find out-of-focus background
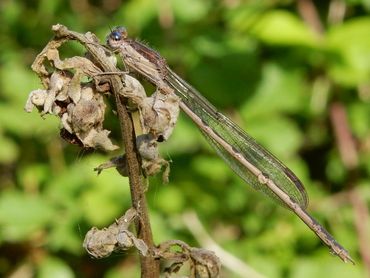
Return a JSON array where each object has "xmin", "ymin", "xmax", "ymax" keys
[{"xmin": 0, "ymin": 0, "xmax": 369, "ymax": 277}]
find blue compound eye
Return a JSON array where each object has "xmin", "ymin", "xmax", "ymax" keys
[
  {"xmin": 111, "ymin": 31, "xmax": 121, "ymax": 41},
  {"xmin": 110, "ymin": 26, "xmax": 127, "ymax": 41}
]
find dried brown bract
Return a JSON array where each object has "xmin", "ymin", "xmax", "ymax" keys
[
  {"xmin": 83, "ymin": 208, "xmax": 148, "ymax": 258},
  {"xmin": 155, "ymin": 240, "xmax": 221, "ymax": 278},
  {"xmin": 26, "ymin": 37, "xmax": 117, "ymax": 150}
]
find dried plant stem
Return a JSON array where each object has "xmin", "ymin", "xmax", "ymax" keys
[
  {"xmin": 115, "ymin": 94, "xmax": 159, "ymax": 277},
  {"xmin": 51, "ymin": 24, "xmax": 159, "ymax": 277}
]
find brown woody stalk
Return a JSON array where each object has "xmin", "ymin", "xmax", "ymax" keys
[{"xmin": 51, "ymin": 24, "xmax": 159, "ymax": 277}]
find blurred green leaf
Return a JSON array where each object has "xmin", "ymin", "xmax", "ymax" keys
[
  {"xmin": 192, "ymin": 35, "xmax": 231, "ymax": 58},
  {"xmin": 105, "ymin": 264, "xmax": 140, "ymax": 278},
  {"xmin": 189, "ymin": 50, "xmax": 259, "ymax": 107},
  {"xmin": 0, "ymin": 103, "xmax": 60, "ymax": 136},
  {"xmin": 225, "ymin": 2, "xmax": 268, "ymax": 33},
  {"xmin": 241, "ymin": 114, "xmax": 304, "ymax": 159},
  {"xmin": 155, "ymin": 186, "xmax": 185, "ymax": 213},
  {"xmin": 251, "ymin": 10, "xmax": 318, "ymax": 46},
  {"xmin": 0, "ymin": 0, "xmax": 22, "ymax": 25},
  {"xmin": 348, "ymin": 102, "xmax": 370, "ymax": 137},
  {"xmin": 0, "ymin": 191, "xmax": 54, "ymax": 241},
  {"xmin": 18, "ymin": 164, "xmax": 50, "ymax": 192},
  {"xmin": 0, "ymin": 60, "xmax": 40, "ymax": 105},
  {"xmin": 162, "ymin": 114, "xmax": 205, "ymax": 154},
  {"xmin": 241, "ymin": 62, "xmax": 308, "ymax": 118},
  {"xmin": 225, "ymin": 184, "xmax": 248, "ymax": 212},
  {"xmin": 80, "ymin": 177, "xmax": 130, "ymax": 226},
  {"xmin": 0, "ymin": 134, "xmax": 19, "ymax": 163},
  {"xmin": 291, "ymin": 256, "xmax": 364, "ymax": 278},
  {"xmin": 326, "ymin": 17, "xmax": 370, "ymax": 86},
  {"xmin": 150, "ymin": 211, "xmax": 178, "ymax": 243},
  {"xmin": 326, "ymin": 151, "xmax": 347, "ymax": 184},
  {"xmin": 37, "ymin": 256, "xmax": 74, "ymax": 278},
  {"xmin": 247, "ymin": 255, "xmax": 281, "ymax": 278},
  {"xmin": 0, "ymin": 0, "xmax": 367, "ymax": 276},
  {"xmin": 47, "ymin": 216, "xmax": 83, "ymax": 254},
  {"xmin": 118, "ymin": 0, "xmax": 157, "ymax": 32},
  {"xmin": 39, "ymin": 0, "xmax": 62, "ymax": 16},
  {"xmin": 172, "ymin": 0, "xmax": 211, "ymax": 22},
  {"xmin": 191, "ymin": 155, "xmax": 230, "ymax": 183}
]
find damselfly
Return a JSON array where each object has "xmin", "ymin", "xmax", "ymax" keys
[{"xmin": 106, "ymin": 26, "xmax": 353, "ymax": 263}]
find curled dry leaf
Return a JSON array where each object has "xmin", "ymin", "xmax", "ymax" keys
[
  {"xmin": 83, "ymin": 208, "xmax": 148, "ymax": 258},
  {"xmin": 119, "ymin": 75, "xmax": 180, "ymax": 141},
  {"xmin": 26, "ymin": 39, "xmax": 118, "ymax": 151},
  {"xmin": 139, "ymin": 88, "xmax": 180, "ymax": 141},
  {"xmin": 189, "ymin": 247, "xmax": 221, "ymax": 278},
  {"xmin": 155, "ymin": 240, "xmax": 221, "ymax": 278},
  {"xmin": 27, "ymin": 26, "xmax": 176, "ymax": 179}
]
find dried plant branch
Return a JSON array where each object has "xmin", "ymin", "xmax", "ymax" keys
[
  {"xmin": 27, "ymin": 24, "xmax": 220, "ymax": 277},
  {"xmin": 31, "ymin": 24, "xmax": 160, "ymax": 277},
  {"xmin": 154, "ymin": 239, "xmax": 221, "ymax": 278}
]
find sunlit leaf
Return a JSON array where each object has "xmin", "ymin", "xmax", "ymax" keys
[
  {"xmin": 118, "ymin": 0, "xmax": 157, "ymax": 32},
  {"xmin": 0, "ymin": 103, "xmax": 59, "ymax": 136},
  {"xmin": 0, "ymin": 60, "xmax": 41, "ymax": 105},
  {"xmin": 326, "ymin": 17, "xmax": 370, "ymax": 86},
  {"xmin": 171, "ymin": 0, "xmax": 211, "ymax": 22},
  {"xmin": 251, "ymin": 10, "xmax": 318, "ymax": 46}
]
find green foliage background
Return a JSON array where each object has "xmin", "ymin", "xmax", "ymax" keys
[{"xmin": 0, "ymin": 0, "xmax": 369, "ymax": 277}]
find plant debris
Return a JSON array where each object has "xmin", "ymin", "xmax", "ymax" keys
[
  {"xmin": 26, "ymin": 24, "xmax": 177, "ymax": 180},
  {"xmin": 28, "ymin": 24, "xmax": 222, "ymax": 277},
  {"xmin": 83, "ymin": 208, "xmax": 148, "ymax": 258},
  {"xmin": 155, "ymin": 240, "xmax": 221, "ymax": 278}
]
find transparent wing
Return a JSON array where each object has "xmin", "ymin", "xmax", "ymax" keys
[{"xmin": 165, "ymin": 67, "xmax": 309, "ymax": 209}]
